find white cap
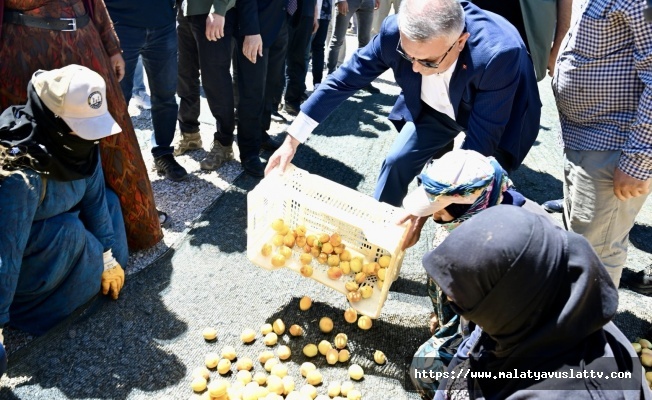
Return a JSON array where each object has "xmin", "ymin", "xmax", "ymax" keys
[
  {"xmin": 402, "ymin": 150, "xmax": 495, "ymax": 217},
  {"xmin": 32, "ymin": 64, "xmax": 121, "ymax": 141}
]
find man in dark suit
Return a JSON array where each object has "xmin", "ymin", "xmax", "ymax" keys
[
  {"xmin": 236, "ymin": 0, "xmax": 290, "ymax": 176},
  {"xmin": 266, "ymin": 0, "xmax": 541, "ymax": 207}
]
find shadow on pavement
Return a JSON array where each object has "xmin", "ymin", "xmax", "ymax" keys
[
  {"xmin": 510, "ymin": 164, "xmax": 563, "ymax": 205},
  {"xmin": 5, "ymin": 251, "xmax": 188, "ymax": 400},
  {"xmin": 630, "ymin": 223, "xmax": 652, "ymax": 255},
  {"xmin": 314, "ymin": 92, "xmax": 397, "ymax": 139},
  {"xmin": 264, "ymin": 297, "xmax": 431, "ymax": 390}
]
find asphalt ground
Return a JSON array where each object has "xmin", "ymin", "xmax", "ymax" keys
[{"xmin": 1, "ymin": 47, "xmax": 651, "ymax": 399}]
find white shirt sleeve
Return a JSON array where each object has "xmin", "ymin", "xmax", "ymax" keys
[{"xmin": 286, "ymin": 112, "xmax": 320, "ymax": 143}]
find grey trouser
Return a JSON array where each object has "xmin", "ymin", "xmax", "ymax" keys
[
  {"xmin": 327, "ymin": 0, "xmax": 375, "ymax": 73},
  {"xmin": 563, "ymin": 149, "xmax": 650, "ymax": 287},
  {"xmin": 371, "ymin": 0, "xmax": 401, "ymax": 35}
]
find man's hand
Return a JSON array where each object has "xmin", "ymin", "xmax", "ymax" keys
[
  {"xmin": 396, "ymin": 212, "xmax": 429, "ymax": 250},
  {"xmin": 265, "ymin": 135, "xmax": 301, "ymax": 176},
  {"xmin": 547, "ymin": 44, "xmax": 561, "ymax": 77},
  {"xmin": 205, "ymin": 13, "xmax": 225, "ymax": 41},
  {"xmin": 243, "ymin": 35, "xmax": 263, "ymax": 64},
  {"xmin": 429, "ymin": 313, "xmax": 439, "ymax": 335},
  {"xmin": 337, "ymin": 1, "xmax": 348, "ymax": 15},
  {"xmin": 613, "ymin": 167, "xmax": 651, "ymax": 201},
  {"xmin": 109, "ymin": 53, "xmax": 125, "ymax": 82},
  {"xmin": 313, "ymin": 17, "xmax": 319, "ymax": 34}
]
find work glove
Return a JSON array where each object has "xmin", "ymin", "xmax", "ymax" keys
[{"xmin": 101, "ymin": 250, "xmax": 125, "ymax": 300}]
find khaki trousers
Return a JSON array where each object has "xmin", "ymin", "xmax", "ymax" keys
[{"xmin": 563, "ymin": 149, "xmax": 650, "ymax": 287}]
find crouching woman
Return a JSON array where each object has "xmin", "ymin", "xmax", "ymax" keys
[{"xmin": 0, "ymin": 65, "xmax": 128, "ymax": 342}]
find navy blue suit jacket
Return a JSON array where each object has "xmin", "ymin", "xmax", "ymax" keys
[
  {"xmin": 301, "ymin": 1, "xmax": 541, "ymax": 169},
  {"xmin": 238, "ymin": 0, "xmax": 315, "ymax": 46},
  {"xmin": 237, "ymin": 0, "xmax": 286, "ymax": 48}
]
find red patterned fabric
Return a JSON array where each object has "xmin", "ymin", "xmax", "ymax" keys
[{"xmin": 0, "ymin": 0, "xmax": 163, "ymax": 250}]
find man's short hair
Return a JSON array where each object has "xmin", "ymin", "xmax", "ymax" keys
[{"xmin": 398, "ymin": 0, "xmax": 465, "ymax": 42}]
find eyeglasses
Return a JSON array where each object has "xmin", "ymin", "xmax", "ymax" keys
[{"xmin": 396, "ymin": 39, "xmax": 457, "ymax": 69}]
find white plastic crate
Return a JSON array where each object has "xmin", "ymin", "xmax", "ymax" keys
[{"xmin": 247, "ymin": 164, "xmax": 409, "ymax": 319}]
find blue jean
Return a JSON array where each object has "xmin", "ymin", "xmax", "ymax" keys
[
  {"xmin": 0, "ymin": 161, "xmax": 128, "ymax": 335},
  {"xmin": 114, "ymin": 23, "xmax": 179, "ymax": 158},
  {"xmin": 0, "ymin": 341, "xmax": 5, "ymax": 376},
  {"xmin": 132, "ymin": 55, "xmax": 146, "ymax": 95},
  {"xmin": 327, "ymin": 0, "xmax": 375, "ymax": 73}
]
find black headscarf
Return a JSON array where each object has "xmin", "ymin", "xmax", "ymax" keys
[
  {"xmin": 0, "ymin": 81, "xmax": 99, "ymax": 181},
  {"xmin": 424, "ymin": 205, "xmax": 647, "ymax": 399}
]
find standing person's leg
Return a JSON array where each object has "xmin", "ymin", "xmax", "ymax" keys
[
  {"xmin": 264, "ymin": 22, "xmax": 290, "ymax": 135},
  {"xmin": 236, "ymin": 42, "xmax": 270, "ymax": 177},
  {"xmin": 284, "ymin": 16, "xmax": 316, "ymax": 113},
  {"xmin": 311, "ymin": 18, "xmax": 330, "ymax": 87},
  {"xmin": 131, "ymin": 56, "xmax": 151, "ymax": 109},
  {"xmin": 175, "ymin": 8, "xmax": 203, "ymax": 155},
  {"xmin": 187, "ymin": 11, "xmax": 236, "ymax": 171},
  {"xmin": 141, "ymin": 23, "xmax": 184, "ymax": 175},
  {"xmin": 133, "ymin": 56, "xmax": 146, "ymax": 94},
  {"xmin": 355, "ymin": 0, "xmax": 381, "ymax": 92},
  {"xmin": 327, "ymin": 5, "xmax": 354, "ymax": 74},
  {"xmin": 563, "ymin": 149, "xmax": 650, "ymax": 287},
  {"xmin": 356, "ymin": 0, "xmax": 375, "ymax": 48},
  {"xmin": 113, "ymin": 25, "xmax": 146, "ymax": 104},
  {"xmin": 371, "ymin": 0, "xmax": 391, "ymax": 36},
  {"xmin": 374, "ymin": 110, "xmax": 462, "ymax": 206}
]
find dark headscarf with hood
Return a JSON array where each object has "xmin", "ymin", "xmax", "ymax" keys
[
  {"xmin": 0, "ymin": 80, "xmax": 99, "ymax": 181},
  {"xmin": 424, "ymin": 205, "xmax": 648, "ymax": 399}
]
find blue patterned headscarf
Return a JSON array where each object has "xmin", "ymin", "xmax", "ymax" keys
[{"xmin": 420, "ymin": 158, "xmax": 512, "ymax": 231}]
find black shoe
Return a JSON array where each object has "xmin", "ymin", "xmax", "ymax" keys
[
  {"xmin": 271, "ymin": 110, "xmax": 287, "ymax": 122},
  {"xmin": 622, "ymin": 264, "xmax": 652, "ymax": 295},
  {"xmin": 362, "ymin": 84, "xmax": 380, "ymax": 94},
  {"xmin": 542, "ymin": 199, "xmax": 564, "ymax": 213},
  {"xmin": 154, "ymin": 154, "xmax": 188, "ymax": 182},
  {"xmin": 242, "ymin": 156, "xmax": 265, "ymax": 177},
  {"xmin": 283, "ymin": 102, "xmax": 300, "ymax": 117},
  {"xmin": 261, "ymin": 135, "xmax": 283, "ymax": 151}
]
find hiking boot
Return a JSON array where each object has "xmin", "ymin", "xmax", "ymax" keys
[
  {"xmin": 200, "ymin": 140, "xmax": 234, "ymax": 171},
  {"xmin": 153, "ymin": 154, "xmax": 188, "ymax": 182},
  {"xmin": 174, "ymin": 132, "xmax": 203, "ymax": 156}
]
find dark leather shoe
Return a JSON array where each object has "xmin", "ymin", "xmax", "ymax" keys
[
  {"xmin": 283, "ymin": 102, "xmax": 300, "ymax": 116},
  {"xmin": 261, "ymin": 135, "xmax": 283, "ymax": 151},
  {"xmin": 542, "ymin": 199, "xmax": 564, "ymax": 213},
  {"xmin": 271, "ymin": 110, "xmax": 286, "ymax": 122},
  {"xmin": 154, "ymin": 154, "xmax": 188, "ymax": 182},
  {"xmin": 242, "ymin": 156, "xmax": 265, "ymax": 177}
]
